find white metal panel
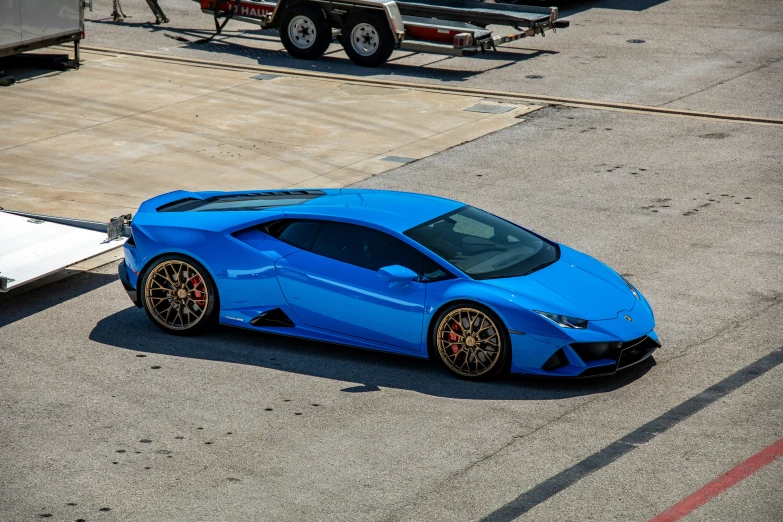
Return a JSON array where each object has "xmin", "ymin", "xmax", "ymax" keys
[
  {"xmin": 0, "ymin": 0, "xmax": 22, "ymax": 48},
  {"xmin": 0, "ymin": 212, "xmax": 125, "ymax": 292},
  {"xmin": 20, "ymin": 0, "xmax": 81, "ymax": 43}
]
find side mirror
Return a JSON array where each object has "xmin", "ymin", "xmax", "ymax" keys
[{"xmin": 377, "ymin": 265, "xmax": 418, "ymax": 283}]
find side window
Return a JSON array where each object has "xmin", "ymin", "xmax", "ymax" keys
[
  {"xmin": 311, "ymin": 222, "xmax": 422, "ymax": 274},
  {"xmin": 422, "ymin": 257, "xmax": 453, "ymax": 282},
  {"xmin": 268, "ymin": 220, "xmax": 323, "ymax": 250}
]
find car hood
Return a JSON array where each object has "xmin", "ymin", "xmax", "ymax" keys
[{"xmin": 481, "ymin": 246, "xmax": 635, "ymax": 320}]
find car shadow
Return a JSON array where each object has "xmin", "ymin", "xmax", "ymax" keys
[{"xmin": 90, "ymin": 306, "xmax": 655, "ymax": 401}]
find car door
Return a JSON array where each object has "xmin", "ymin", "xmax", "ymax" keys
[{"xmin": 274, "ymin": 221, "xmax": 427, "ymax": 353}]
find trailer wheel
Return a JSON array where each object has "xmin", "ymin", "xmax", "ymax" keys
[
  {"xmin": 279, "ymin": 3, "xmax": 332, "ymax": 60},
  {"xmin": 341, "ymin": 11, "xmax": 395, "ymax": 67}
]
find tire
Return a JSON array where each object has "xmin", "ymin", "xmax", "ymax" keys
[
  {"xmin": 140, "ymin": 255, "xmax": 219, "ymax": 336},
  {"xmin": 279, "ymin": 3, "xmax": 332, "ymax": 60},
  {"xmin": 430, "ymin": 302, "xmax": 511, "ymax": 380},
  {"xmin": 340, "ymin": 11, "xmax": 395, "ymax": 67}
]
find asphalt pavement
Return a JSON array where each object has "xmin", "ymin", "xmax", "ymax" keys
[{"xmin": 1, "ymin": 0, "xmax": 782, "ymax": 521}]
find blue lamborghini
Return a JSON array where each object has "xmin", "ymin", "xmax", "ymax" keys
[{"xmin": 118, "ymin": 188, "xmax": 659, "ymax": 380}]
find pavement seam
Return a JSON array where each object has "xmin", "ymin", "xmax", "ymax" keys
[
  {"xmin": 331, "ymin": 111, "xmax": 503, "ymax": 178},
  {"xmin": 0, "ymin": 187, "xmax": 138, "ymax": 210},
  {"xmin": 0, "ymin": 176, "xmax": 145, "ymax": 201},
  {"xmin": 76, "ymin": 45, "xmax": 783, "ymax": 127}
]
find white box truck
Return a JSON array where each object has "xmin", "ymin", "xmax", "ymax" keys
[{"xmin": 0, "ymin": 0, "xmax": 85, "ymax": 60}]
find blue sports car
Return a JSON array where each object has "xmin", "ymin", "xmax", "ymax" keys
[{"xmin": 118, "ymin": 188, "xmax": 659, "ymax": 380}]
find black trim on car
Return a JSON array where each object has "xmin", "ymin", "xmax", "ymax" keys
[
  {"xmin": 574, "ymin": 336, "xmax": 661, "ymax": 377},
  {"xmin": 250, "ymin": 308, "xmax": 296, "ymax": 327},
  {"xmin": 156, "ymin": 197, "xmax": 201, "ymax": 212},
  {"xmin": 118, "ymin": 260, "xmax": 141, "ymax": 308},
  {"xmin": 157, "ymin": 191, "xmax": 326, "ymax": 212}
]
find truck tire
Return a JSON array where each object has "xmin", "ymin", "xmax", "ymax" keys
[
  {"xmin": 341, "ymin": 11, "xmax": 395, "ymax": 67},
  {"xmin": 279, "ymin": 3, "xmax": 332, "ymax": 60}
]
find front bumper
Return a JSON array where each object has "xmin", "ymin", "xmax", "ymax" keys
[
  {"xmin": 118, "ymin": 260, "xmax": 141, "ymax": 307},
  {"xmin": 509, "ymin": 330, "xmax": 660, "ymax": 378},
  {"xmin": 570, "ymin": 334, "xmax": 660, "ymax": 377},
  {"xmin": 508, "ymin": 295, "xmax": 660, "ymax": 377}
]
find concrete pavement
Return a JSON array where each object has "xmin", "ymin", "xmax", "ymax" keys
[{"xmin": 0, "ymin": 49, "xmax": 535, "ymax": 221}]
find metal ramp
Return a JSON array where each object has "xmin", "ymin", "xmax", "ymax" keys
[{"xmin": 0, "ymin": 210, "xmax": 128, "ymax": 292}]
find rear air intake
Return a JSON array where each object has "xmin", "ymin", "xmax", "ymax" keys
[{"xmin": 156, "ymin": 197, "xmax": 201, "ymax": 212}]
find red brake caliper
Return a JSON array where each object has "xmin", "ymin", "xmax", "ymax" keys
[
  {"xmin": 448, "ymin": 321, "xmax": 461, "ymax": 356},
  {"xmin": 191, "ymin": 275, "xmax": 205, "ymax": 308}
]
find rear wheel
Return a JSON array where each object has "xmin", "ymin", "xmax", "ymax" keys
[
  {"xmin": 141, "ymin": 255, "xmax": 218, "ymax": 335},
  {"xmin": 279, "ymin": 3, "xmax": 332, "ymax": 60},
  {"xmin": 341, "ymin": 11, "xmax": 395, "ymax": 67},
  {"xmin": 431, "ymin": 303, "xmax": 510, "ymax": 380}
]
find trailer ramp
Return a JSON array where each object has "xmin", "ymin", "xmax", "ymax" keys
[{"xmin": 0, "ymin": 211, "xmax": 127, "ymax": 292}]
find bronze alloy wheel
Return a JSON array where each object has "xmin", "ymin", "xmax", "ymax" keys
[
  {"xmin": 436, "ymin": 307, "xmax": 503, "ymax": 378},
  {"xmin": 144, "ymin": 260, "xmax": 210, "ymax": 331}
]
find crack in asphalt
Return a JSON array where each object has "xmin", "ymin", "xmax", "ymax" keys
[
  {"xmin": 660, "ymin": 296, "xmax": 782, "ymax": 365},
  {"xmin": 379, "ymin": 397, "xmax": 600, "ymax": 522},
  {"xmin": 660, "ymin": 56, "xmax": 783, "ymax": 108}
]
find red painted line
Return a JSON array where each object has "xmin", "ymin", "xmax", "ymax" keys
[{"xmin": 649, "ymin": 437, "xmax": 783, "ymax": 522}]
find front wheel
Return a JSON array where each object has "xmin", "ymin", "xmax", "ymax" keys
[
  {"xmin": 340, "ymin": 11, "xmax": 395, "ymax": 67},
  {"xmin": 279, "ymin": 3, "xmax": 332, "ymax": 60},
  {"xmin": 431, "ymin": 303, "xmax": 511, "ymax": 380},
  {"xmin": 141, "ymin": 255, "xmax": 219, "ymax": 335}
]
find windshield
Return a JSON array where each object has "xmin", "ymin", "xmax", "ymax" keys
[{"xmin": 405, "ymin": 206, "xmax": 559, "ymax": 280}]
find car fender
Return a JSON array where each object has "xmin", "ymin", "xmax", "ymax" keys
[{"xmin": 422, "ymin": 279, "xmax": 572, "ymax": 352}]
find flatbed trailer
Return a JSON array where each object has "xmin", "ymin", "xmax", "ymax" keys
[{"xmin": 196, "ymin": 0, "xmax": 568, "ymax": 66}]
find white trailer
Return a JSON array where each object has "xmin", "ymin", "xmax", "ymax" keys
[{"xmin": 0, "ymin": 210, "xmax": 129, "ymax": 293}]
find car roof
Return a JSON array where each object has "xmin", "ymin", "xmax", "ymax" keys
[{"xmin": 196, "ymin": 188, "xmax": 464, "ymax": 233}]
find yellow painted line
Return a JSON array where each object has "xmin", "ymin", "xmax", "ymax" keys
[{"xmin": 78, "ymin": 45, "xmax": 783, "ymax": 127}]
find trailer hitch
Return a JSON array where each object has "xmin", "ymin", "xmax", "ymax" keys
[{"xmin": 202, "ymin": 0, "xmax": 248, "ymax": 44}]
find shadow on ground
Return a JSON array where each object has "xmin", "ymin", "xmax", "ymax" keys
[
  {"xmin": 90, "ymin": 306, "xmax": 655, "ymax": 400},
  {"xmin": 0, "ymin": 53, "xmax": 76, "ymax": 84},
  {"xmin": 87, "ymin": 20, "xmax": 558, "ymax": 81},
  {"xmin": 558, "ymin": 0, "xmax": 671, "ymax": 17},
  {"xmin": 0, "ymin": 271, "xmax": 118, "ymax": 328}
]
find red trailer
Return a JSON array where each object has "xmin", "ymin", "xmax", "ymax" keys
[{"xmin": 196, "ymin": 0, "xmax": 568, "ymax": 66}]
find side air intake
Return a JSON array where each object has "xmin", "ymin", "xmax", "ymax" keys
[{"xmin": 249, "ymin": 308, "xmax": 295, "ymax": 327}]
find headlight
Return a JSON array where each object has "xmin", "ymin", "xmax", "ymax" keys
[
  {"xmin": 621, "ymin": 276, "xmax": 640, "ymax": 299},
  {"xmin": 535, "ymin": 311, "xmax": 588, "ymax": 329}
]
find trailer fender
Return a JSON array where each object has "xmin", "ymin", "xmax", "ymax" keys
[{"xmin": 326, "ymin": 0, "xmax": 403, "ymax": 41}]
